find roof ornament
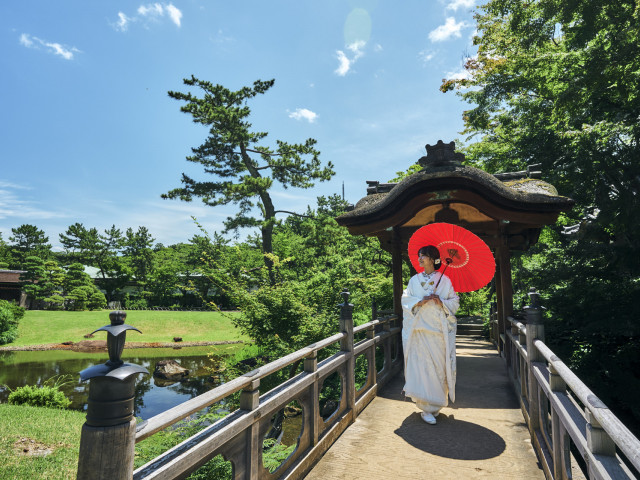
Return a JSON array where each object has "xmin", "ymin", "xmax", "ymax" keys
[{"xmin": 418, "ymin": 140, "xmax": 465, "ymax": 169}]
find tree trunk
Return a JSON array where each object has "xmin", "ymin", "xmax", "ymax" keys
[{"xmin": 240, "ymin": 144, "xmax": 277, "ymax": 285}]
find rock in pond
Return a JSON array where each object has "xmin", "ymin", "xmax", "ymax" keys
[{"xmin": 154, "ymin": 359, "xmax": 190, "ymax": 380}]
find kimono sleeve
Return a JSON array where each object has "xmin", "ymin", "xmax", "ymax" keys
[
  {"xmin": 401, "ymin": 275, "xmax": 423, "ymax": 317},
  {"xmin": 438, "ymin": 275, "xmax": 460, "ymax": 315}
]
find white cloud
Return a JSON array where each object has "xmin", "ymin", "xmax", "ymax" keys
[
  {"xmin": 289, "ymin": 108, "xmax": 318, "ymax": 123},
  {"xmin": 429, "ymin": 17, "xmax": 469, "ymax": 42},
  {"xmin": 419, "ymin": 49, "xmax": 435, "ymax": 63},
  {"xmin": 335, "ymin": 50, "xmax": 351, "ymax": 76},
  {"xmin": 445, "ymin": 67, "xmax": 471, "ymax": 80},
  {"xmin": 166, "ymin": 4, "xmax": 182, "ymax": 27},
  {"xmin": 19, "ymin": 33, "xmax": 33, "ymax": 47},
  {"xmin": 0, "ymin": 182, "xmax": 69, "ymax": 221},
  {"xmin": 113, "ymin": 3, "xmax": 183, "ymax": 31},
  {"xmin": 446, "ymin": 0, "xmax": 475, "ymax": 11},
  {"xmin": 115, "ymin": 12, "xmax": 131, "ymax": 32},
  {"xmin": 347, "ymin": 40, "xmax": 366, "ymax": 59},
  {"xmin": 47, "ymin": 42, "xmax": 74, "ymax": 60},
  {"xmin": 138, "ymin": 3, "xmax": 164, "ymax": 17},
  {"xmin": 374, "ymin": 43, "xmax": 383, "ymax": 52},
  {"xmin": 335, "ymin": 40, "xmax": 367, "ymax": 76},
  {"xmin": 18, "ymin": 34, "xmax": 80, "ymax": 60}
]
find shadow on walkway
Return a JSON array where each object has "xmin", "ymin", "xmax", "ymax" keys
[{"xmin": 394, "ymin": 412, "xmax": 506, "ymax": 460}]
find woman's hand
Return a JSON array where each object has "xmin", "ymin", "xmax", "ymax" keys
[{"xmin": 417, "ymin": 294, "xmax": 442, "ymax": 308}]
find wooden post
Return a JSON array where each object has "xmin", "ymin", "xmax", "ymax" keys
[
  {"xmin": 391, "ymin": 227, "xmax": 403, "ymax": 322},
  {"xmin": 77, "ymin": 418, "xmax": 137, "ymax": 480},
  {"xmin": 489, "ymin": 301, "xmax": 498, "ymax": 348},
  {"xmin": 525, "ymin": 288, "xmax": 544, "ymax": 434},
  {"xmin": 586, "ymin": 409, "xmax": 616, "ymax": 457},
  {"xmin": 340, "ymin": 289, "xmax": 355, "ymax": 416},
  {"xmin": 304, "ymin": 351, "xmax": 319, "ymax": 446},
  {"xmin": 496, "ymin": 242, "xmax": 513, "ymax": 367},
  {"xmin": 518, "ymin": 323, "xmax": 527, "ymax": 399},
  {"xmin": 494, "ymin": 259, "xmax": 504, "ymax": 354},
  {"xmin": 240, "ymin": 378, "xmax": 260, "ymax": 480},
  {"xmin": 549, "ymin": 364, "xmax": 570, "ymax": 480}
]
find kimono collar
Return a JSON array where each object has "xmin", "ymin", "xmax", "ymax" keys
[{"xmin": 421, "ymin": 271, "xmax": 438, "ymax": 280}]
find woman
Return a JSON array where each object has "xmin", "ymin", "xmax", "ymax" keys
[{"xmin": 401, "ymin": 245, "xmax": 459, "ymax": 425}]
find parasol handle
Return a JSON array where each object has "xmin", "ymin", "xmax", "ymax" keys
[{"xmin": 434, "ymin": 257, "xmax": 453, "ymax": 292}]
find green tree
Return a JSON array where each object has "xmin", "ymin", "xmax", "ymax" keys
[
  {"xmin": 0, "ymin": 299, "xmax": 21, "ymax": 344},
  {"xmin": 59, "ymin": 223, "xmax": 127, "ymax": 300},
  {"xmin": 226, "ymin": 195, "xmax": 393, "ymax": 356},
  {"xmin": 162, "ymin": 76, "xmax": 335, "ymax": 284},
  {"xmin": 9, "ymin": 224, "xmax": 52, "ymax": 268},
  {"xmin": 443, "ymin": 0, "xmax": 640, "ymax": 429},
  {"xmin": 21, "ymin": 257, "xmax": 66, "ymax": 310},
  {"xmin": 63, "ymin": 263, "xmax": 106, "ymax": 311},
  {"xmin": 123, "ymin": 226, "xmax": 155, "ymax": 296},
  {"xmin": 0, "ymin": 232, "xmax": 11, "ymax": 268}
]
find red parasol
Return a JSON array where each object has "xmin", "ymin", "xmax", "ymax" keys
[{"xmin": 408, "ymin": 222, "xmax": 495, "ymax": 293}]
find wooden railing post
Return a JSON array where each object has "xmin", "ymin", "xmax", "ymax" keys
[
  {"xmin": 524, "ymin": 288, "xmax": 545, "ymax": 433},
  {"xmin": 240, "ymin": 377, "xmax": 260, "ymax": 480},
  {"xmin": 586, "ymin": 409, "xmax": 617, "ymax": 457},
  {"xmin": 491, "ymin": 301, "xmax": 499, "ymax": 352},
  {"xmin": 549, "ymin": 363, "xmax": 570, "ymax": 479},
  {"xmin": 340, "ymin": 288, "xmax": 355, "ymax": 416},
  {"xmin": 77, "ymin": 311, "xmax": 148, "ymax": 480},
  {"xmin": 304, "ymin": 351, "xmax": 319, "ymax": 446},
  {"xmin": 517, "ymin": 321, "xmax": 527, "ymax": 398}
]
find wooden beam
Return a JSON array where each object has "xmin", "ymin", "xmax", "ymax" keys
[
  {"xmin": 496, "ymin": 240, "xmax": 514, "ymax": 367},
  {"xmin": 392, "ymin": 227, "xmax": 403, "ymax": 323}
]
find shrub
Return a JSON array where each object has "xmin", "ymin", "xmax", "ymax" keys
[
  {"xmin": 0, "ymin": 300, "xmax": 20, "ymax": 345},
  {"xmin": 126, "ymin": 297, "xmax": 148, "ymax": 310},
  {"xmin": 7, "ymin": 376, "xmax": 71, "ymax": 409},
  {"xmin": 88, "ymin": 291, "xmax": 107, "ymax": 310}
]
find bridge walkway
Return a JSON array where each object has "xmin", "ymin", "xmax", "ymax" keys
[{"xmin": 305, "ymin": 337, "xmax": 545, "ymax": 480}]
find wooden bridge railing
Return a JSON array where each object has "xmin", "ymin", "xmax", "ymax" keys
[
  {"xmin": 77, "ymin": 290, "xmax": 402, "ymax": 480},
  {"xmin": 505, "ymin": 288, "xmax": 640, "ymax": 480}
]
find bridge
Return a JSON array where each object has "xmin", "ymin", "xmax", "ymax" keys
[
  {"xmin": 75, "ymin": 142, "xmax": 640, "ymax": 479},
  {"xmin": 76, "ymin": 288, "xmax": 640, "ymax": 480}
]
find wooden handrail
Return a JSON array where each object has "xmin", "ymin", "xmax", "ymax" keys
[
  {"xmin": 506, "ymin": 303, "xmax": 640, "ymax": 479},
  {"xmin": 135, "ymin": 331, "xmax": 348, "ymax": 442},
  {"xmin": 534, "ymin": 339, "xmax": 640, "ymax": 472}
]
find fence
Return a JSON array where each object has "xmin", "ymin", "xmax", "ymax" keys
[
  {"xmin": 505, "ymin": 288, "xmax": 640, "ymax": 479},
  {"xmin": 77, "ymin": 289, "xmax": 402, "ymax": 480}
]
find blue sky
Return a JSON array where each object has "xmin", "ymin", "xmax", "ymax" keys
[{"xmin": 0, "ymin": 0, "xmax": 478, "ymax": 249}]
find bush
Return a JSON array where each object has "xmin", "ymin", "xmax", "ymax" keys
[
  {"xmin": 0, "ymin": 300, "xmax": 20, "ymax": 345},
  {"xmin": 126, "ymin": 297, "xmax": 148, "ymax": 310},
  {"xmin": 7, "ymin": 376, "xmax": 71, "ymax": 409},
  {"xmin": 88, "ymin": 291, "xmax": 107, "ymax": 310}
]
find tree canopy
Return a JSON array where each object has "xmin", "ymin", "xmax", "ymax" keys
[
  {"xmin": 442, "ymin": 0, "xmax": 640, "ymax": 426},
  {"xmin": 162, "ymin": 76, "xmax": 335, "ymax": 283}
]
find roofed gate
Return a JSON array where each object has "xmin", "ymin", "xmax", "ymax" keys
[{"xmin": 336, "ymin": 140, "xmax": 574, "ymax": 357}]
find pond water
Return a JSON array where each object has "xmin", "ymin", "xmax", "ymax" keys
[{"xmin": 0, "ymin": 344, "xmax": 244, "ymax": 420}]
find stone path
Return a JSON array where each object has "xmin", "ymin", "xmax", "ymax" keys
[{"xmin": 305, "ymin": 337, "xmax": 545, "ymax": 480}]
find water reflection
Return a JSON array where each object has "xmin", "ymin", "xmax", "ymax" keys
[{"xmin": 0, "ymin": 345, "xmax": 241, "ymax": 419}]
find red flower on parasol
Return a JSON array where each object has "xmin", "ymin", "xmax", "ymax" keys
[{"xmin": 408, "ymin": 222, "xmax": 495, "ymax": 293}]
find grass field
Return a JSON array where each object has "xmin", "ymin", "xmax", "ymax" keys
[
  {"xmin": 6, "ymin": 309, "xmax": 247, "ymax": 347},
  {"xmin": 0, "ymin": 404, "xmax": 86, "ymax": 480}
]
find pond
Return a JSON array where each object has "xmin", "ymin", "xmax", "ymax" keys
[{"xmin": 0, "ymin": 344, "xmax": 245, "ymax": 420}]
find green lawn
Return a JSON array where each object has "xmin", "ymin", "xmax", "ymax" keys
[
  {"xmin": 0, "ymin": 404, "xmax": 86, "ymax": 480},
  {"xmin": 7, "ymin": 309, "xmax": 247, "ymax": 347}
]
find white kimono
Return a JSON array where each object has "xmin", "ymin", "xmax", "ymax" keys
[{"xmin": 401, "ymin": 271, "xmax": 459, "ymax": 414}]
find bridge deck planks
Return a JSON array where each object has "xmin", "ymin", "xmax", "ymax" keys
[{"xmin": 305, "ymin": 337, "xmax": 546, "ymax": 480}]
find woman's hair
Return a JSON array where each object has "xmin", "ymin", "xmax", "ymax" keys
[{"xmin": 418, "ymin": 245, "xmax": 442, "ymax": 270}]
